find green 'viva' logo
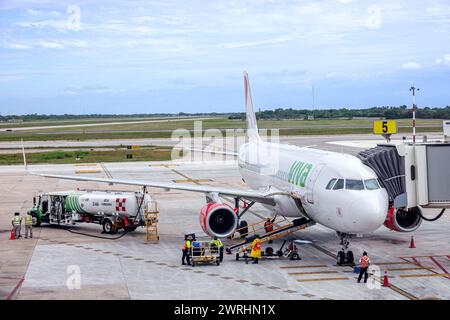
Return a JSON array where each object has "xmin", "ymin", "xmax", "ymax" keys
[{"xmin": 288, "ymin": 161, "xmax": 313, "ymax": 187}]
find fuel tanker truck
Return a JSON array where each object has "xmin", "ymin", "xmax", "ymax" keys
[{"xmin": 27, "ymin": 189, "xmax": 152, "ymax": 234}]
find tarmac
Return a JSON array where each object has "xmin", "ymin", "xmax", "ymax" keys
[{"xmin": 0, "ymin": 133, "xmax": 449, "ymax": 300}]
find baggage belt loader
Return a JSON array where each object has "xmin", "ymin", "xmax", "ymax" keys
[{"xmin": 28, "ymin": 189, "xmax": 151, "ymax": 234}]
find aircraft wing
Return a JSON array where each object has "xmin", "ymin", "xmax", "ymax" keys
[
  {"xmin": 21, "ymin": 141, "xmax": 277, "ymax": 205},
  {"xmin": 28, "ymin": 171, "xmax": 277, "ymax": 205}
]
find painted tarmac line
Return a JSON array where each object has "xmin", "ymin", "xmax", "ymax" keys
[
  {"xmin": 280, "ymin": 264, "xmax": 328, "ymax": 269},
  {"xmin": 6, "ymin": 277, "xmax": 24, "ymax": 300},
  {"xmin": 387, "ymin": 267, "xmax": 429, "ymax": 271},
  {"xmin": 399, "ymin": 273, "xmax": 450, "ymax": 278},
  {"xmin": 75, "ymin": 169, "xmax": 101, "ymax": 174},
  {"xmin": 288, "ymin": 271, "xmax": 338, "ymax": 276},
  {"xmin": 74, "ymin": 163, "xmax": 98, "ymax": 167},
  {"xmin": 297, "ymin": 277, "xmax": 349, "ymax": 282},
  {"xmin": 430, "ymin": 256, "xmax": 449, "ymax": 275},
  {"xmin": 375, "ymin": 261, "xmax": 414, "ymax": 265},
  {"xmin": 403, "ymin": 257, "xmax": 450, "ymax": 281}
]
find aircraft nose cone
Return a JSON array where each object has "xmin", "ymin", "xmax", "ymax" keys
[{"xmin": 349, "ymin": 190, "xmax": 388, "ymax": 232}]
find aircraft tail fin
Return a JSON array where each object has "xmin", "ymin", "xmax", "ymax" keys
[{"xmin": 243, "ymin": 71, "xmax": 261, "ymax": 142}]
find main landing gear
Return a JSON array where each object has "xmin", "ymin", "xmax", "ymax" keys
[{"xmin": 336, "ymin": 232, "xmax": 354, "ymax": 266}]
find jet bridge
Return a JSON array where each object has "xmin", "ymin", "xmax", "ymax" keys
[{"xmin": 357, "ymin": 141, "xmax": 450, "ymax": 232}]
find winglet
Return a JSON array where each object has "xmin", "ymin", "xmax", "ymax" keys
[
  {"xmin": 21, "ymin": 139, "xmax": 27, "ymax": 171},
  {"xmin": 243, "ymin": 71, "xmax": 261, "ymax": 142}
]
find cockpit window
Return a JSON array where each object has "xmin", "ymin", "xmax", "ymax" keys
[
  {"xmin": 333, "ymin": 179, "xmax": 344, "ymax": 190},
  {"xmin": 326, "ymin": 179, "xmax": 337, "ymax": 190},
  {"xmin": 364, "ymin": 179, "xmax": 380, "ymax": 190},
  {"xmin": 346, "ymin": 179, "xmax": 365, "ymax": 190}
]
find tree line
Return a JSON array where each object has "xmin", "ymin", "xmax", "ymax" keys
[{"xmin": 1, "ymin": 106, "xmax": 450, "ymax": 122}]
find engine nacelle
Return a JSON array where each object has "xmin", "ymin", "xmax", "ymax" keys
[
  {"xmin": 384, "ymin": 207, "xmax": 422, "ymax": 232},
  {"xmin": 199, "ymin": 202, "xmax": 238, "ymax": 237}
]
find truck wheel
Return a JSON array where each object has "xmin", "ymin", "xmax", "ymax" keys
[
  {"xmin": 32, "ymin": 217, "xmax": 41, "ymax": 227},
  {"xmin": 102, "ymin": 219, "xmax": 114, "ymax": 234}
]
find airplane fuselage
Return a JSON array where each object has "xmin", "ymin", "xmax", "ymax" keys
[{"xmin": 238, "ymin": 140, "xmax": 389, "ymax": 233}]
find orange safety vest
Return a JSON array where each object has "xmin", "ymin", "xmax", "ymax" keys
[
  {"xmin": 264, "ymin": 221, "xmax": 273, "ymax": 232},
  {"xmin": 360, "ymin": 256, "xmax": 370, "ymax": 268}
]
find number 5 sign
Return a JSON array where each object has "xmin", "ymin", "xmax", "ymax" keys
[{"xmin": 373, "ymin": 120, "xmax": 397, "ymax": 134}]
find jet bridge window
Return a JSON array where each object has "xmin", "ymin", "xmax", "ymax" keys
[
  {"xmin": 346, "ymin": 179, "xmax": 365, "ymax": 190},
  {"xmin": 326, "ymin": 179, "xmax": 337, "ymax": 190},
  {"xmin": 333, "ymin": 179, "xmax": 344, "ymax": 190},
  {"xmin": 364, "ymin": 179, "xmax": 380, "ymax": 190}
]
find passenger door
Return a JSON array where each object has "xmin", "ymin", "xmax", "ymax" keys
[{"xmin": 306, "ymin": 164, "xmax": 325, "ymax": 204}]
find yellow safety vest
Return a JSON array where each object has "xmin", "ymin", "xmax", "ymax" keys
[
  {"xmin": 25, "ymin": 214, "xmax": 33, "ymax": 226},
  {"xmin": 12, "ymin": 216, "xmax": 21, "ymax": 226},
  {"xmin": 211, "ymin": 239, "xmax": 223, "ymax": 248},
  {"xmin": 183, "ymin": 240, "xmax": 191, "ymax": 250}
]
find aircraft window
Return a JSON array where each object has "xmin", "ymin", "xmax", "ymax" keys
[
  {"xmin": 333, "ymin": 179, "xmax": 344, "ymax": 190},
  {"xmin": 346, "ymin": 179, "xmax": 365, "ymax": 190},
  {"xmin": 364, "ymin": 179, "xmax": 380, "ymax": 190},
  {"xmin": 326, "ymin": 179, "xmax": 337, "ymax": 190}
]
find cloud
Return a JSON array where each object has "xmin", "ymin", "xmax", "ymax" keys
[
  {"xmin": 435, "ymin": 54, "xmax": 450, "ymax": 65},
  {"xmin": 401, "ymin": 62, "xmax": 422, "ymax": 70},
  {"xmin": 220, "ymin": 36, "xmax": 293, "ymax": 49},
  {"xmin": 60, "ymin": 85, "xmax": 124, "ymax": 95},
  {"xmin": 39, "ymin": 41, "xmax": 65, "ymax": 49},
  {"xmin": 4, "ymin": 43, "xmax": 32, "ymax": 50}
]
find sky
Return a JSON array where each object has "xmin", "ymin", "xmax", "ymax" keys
[{"xmin": 0, "ymin": 0, "xmax": 449, "ymax": 115}]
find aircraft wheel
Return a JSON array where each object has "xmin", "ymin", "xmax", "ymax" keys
[
  {"xmin": 337, "ymin": 251, "xmax": 345, "ymax": 265},
  {"xmin": 236, "ymin": 253, "xmax": 239, "ymax": 261}
]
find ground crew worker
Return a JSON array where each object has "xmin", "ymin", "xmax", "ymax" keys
[
  {"xmin": 264, "ymin": 218, "xmax": 274, "ymax": 243},
  {"xmin": 11, "ymin": 212, "xmax": 22, "ymax": 239},
  {"xmin": 358, "ymin": 251, "xmax": 370, "ymax": 283},
  {"xmin": 250, "ymin": 235, "xmax": 262, "ymax": 264},
  {"xmin": 182, "ymin": 237, "xmax": 192, "ymax": 265},
  {"xmin": 24, "ymin": 212, "xmax": 33, "ymax": 239},
  {"xmin": 211, "ymin": 236, "xmax": 224, "ymax": 262}
]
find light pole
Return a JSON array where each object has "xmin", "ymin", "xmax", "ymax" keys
[{"xmin": 409, "ymin": 86, "xmax": 420, "ymax": 144}]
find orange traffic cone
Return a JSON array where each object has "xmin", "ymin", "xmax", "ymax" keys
[
  {"xmin": 409, "ymin": 236, "xmax": 416, "ymax": 248},
  {"xmin": 243, "ymin": 200, "xmax": 247, "ymax": 209},
  {"xmin": 9, "ymin": 229, "xmax": 15, "ymax": 240},
  {"xmin": 383, "ymin": 271, "xmax": 389, "ymax": 287}
]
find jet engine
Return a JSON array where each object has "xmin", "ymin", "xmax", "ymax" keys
[
  {"xmin": 199, "ymin": 202, "xmax": 238, "ymax": 237},
  {"xmin": 384, "ymin": 207, "xmax": 422, "ymax": 232}
]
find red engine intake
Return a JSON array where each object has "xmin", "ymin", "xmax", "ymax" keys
[
  {"xmin": 199, "ymin": 202, "xmax": 238, "ymax": 237},
  {"xmin": 384, "ymin": 207, "xmax": 422, "ymax": 232}
]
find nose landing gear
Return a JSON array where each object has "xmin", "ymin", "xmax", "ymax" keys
[{"xmin": 336, "ymin": 232, "xmax": 354, "ymax": 266}]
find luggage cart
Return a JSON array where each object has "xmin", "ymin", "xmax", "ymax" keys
[{"xmin": 190, "ymin": 241, "xmax": 220, "ymax": 267}]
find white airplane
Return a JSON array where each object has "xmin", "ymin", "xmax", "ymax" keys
[{"xmin": 23, "ymin": 72, "xmax": 390, "ymax": 265}]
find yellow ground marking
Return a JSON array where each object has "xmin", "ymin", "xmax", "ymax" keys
[
  {"xmin": 297, "ymin": 277, "xmax": 349, "ymax": 282},
  {"xmin": 387, "ymin": 267, "xmax": 429, "ymax": 271},
  {"xmin": 280, "ymin": 265, "xmax": 327, "ymax": 269},
  {"xmin": 288, "ymin": 271, "xmax": 338, "ymax": 276},
  {"xmin": 74, "ymin": 163, "xmax": 98, "ymax": 166},
  {"xmin": 75, "ymin": 169, "xmax": 101, "ymax": 174},
  {"xmin": 399, "ymin": 273, "xmax": 450, "ymax": 278}
]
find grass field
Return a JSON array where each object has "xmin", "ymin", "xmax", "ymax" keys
[
  {"xmin": 0, "ymin": 146, "xmax": 174, "ymax": 165},
  {"xmin": 0, "ymin": 118, "xmax": 443, "ymax": 141}
]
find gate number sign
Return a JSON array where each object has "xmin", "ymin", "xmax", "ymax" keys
[{"xmin": 373, "ymin": 120, "xmax": 397, "ymax": 134}]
